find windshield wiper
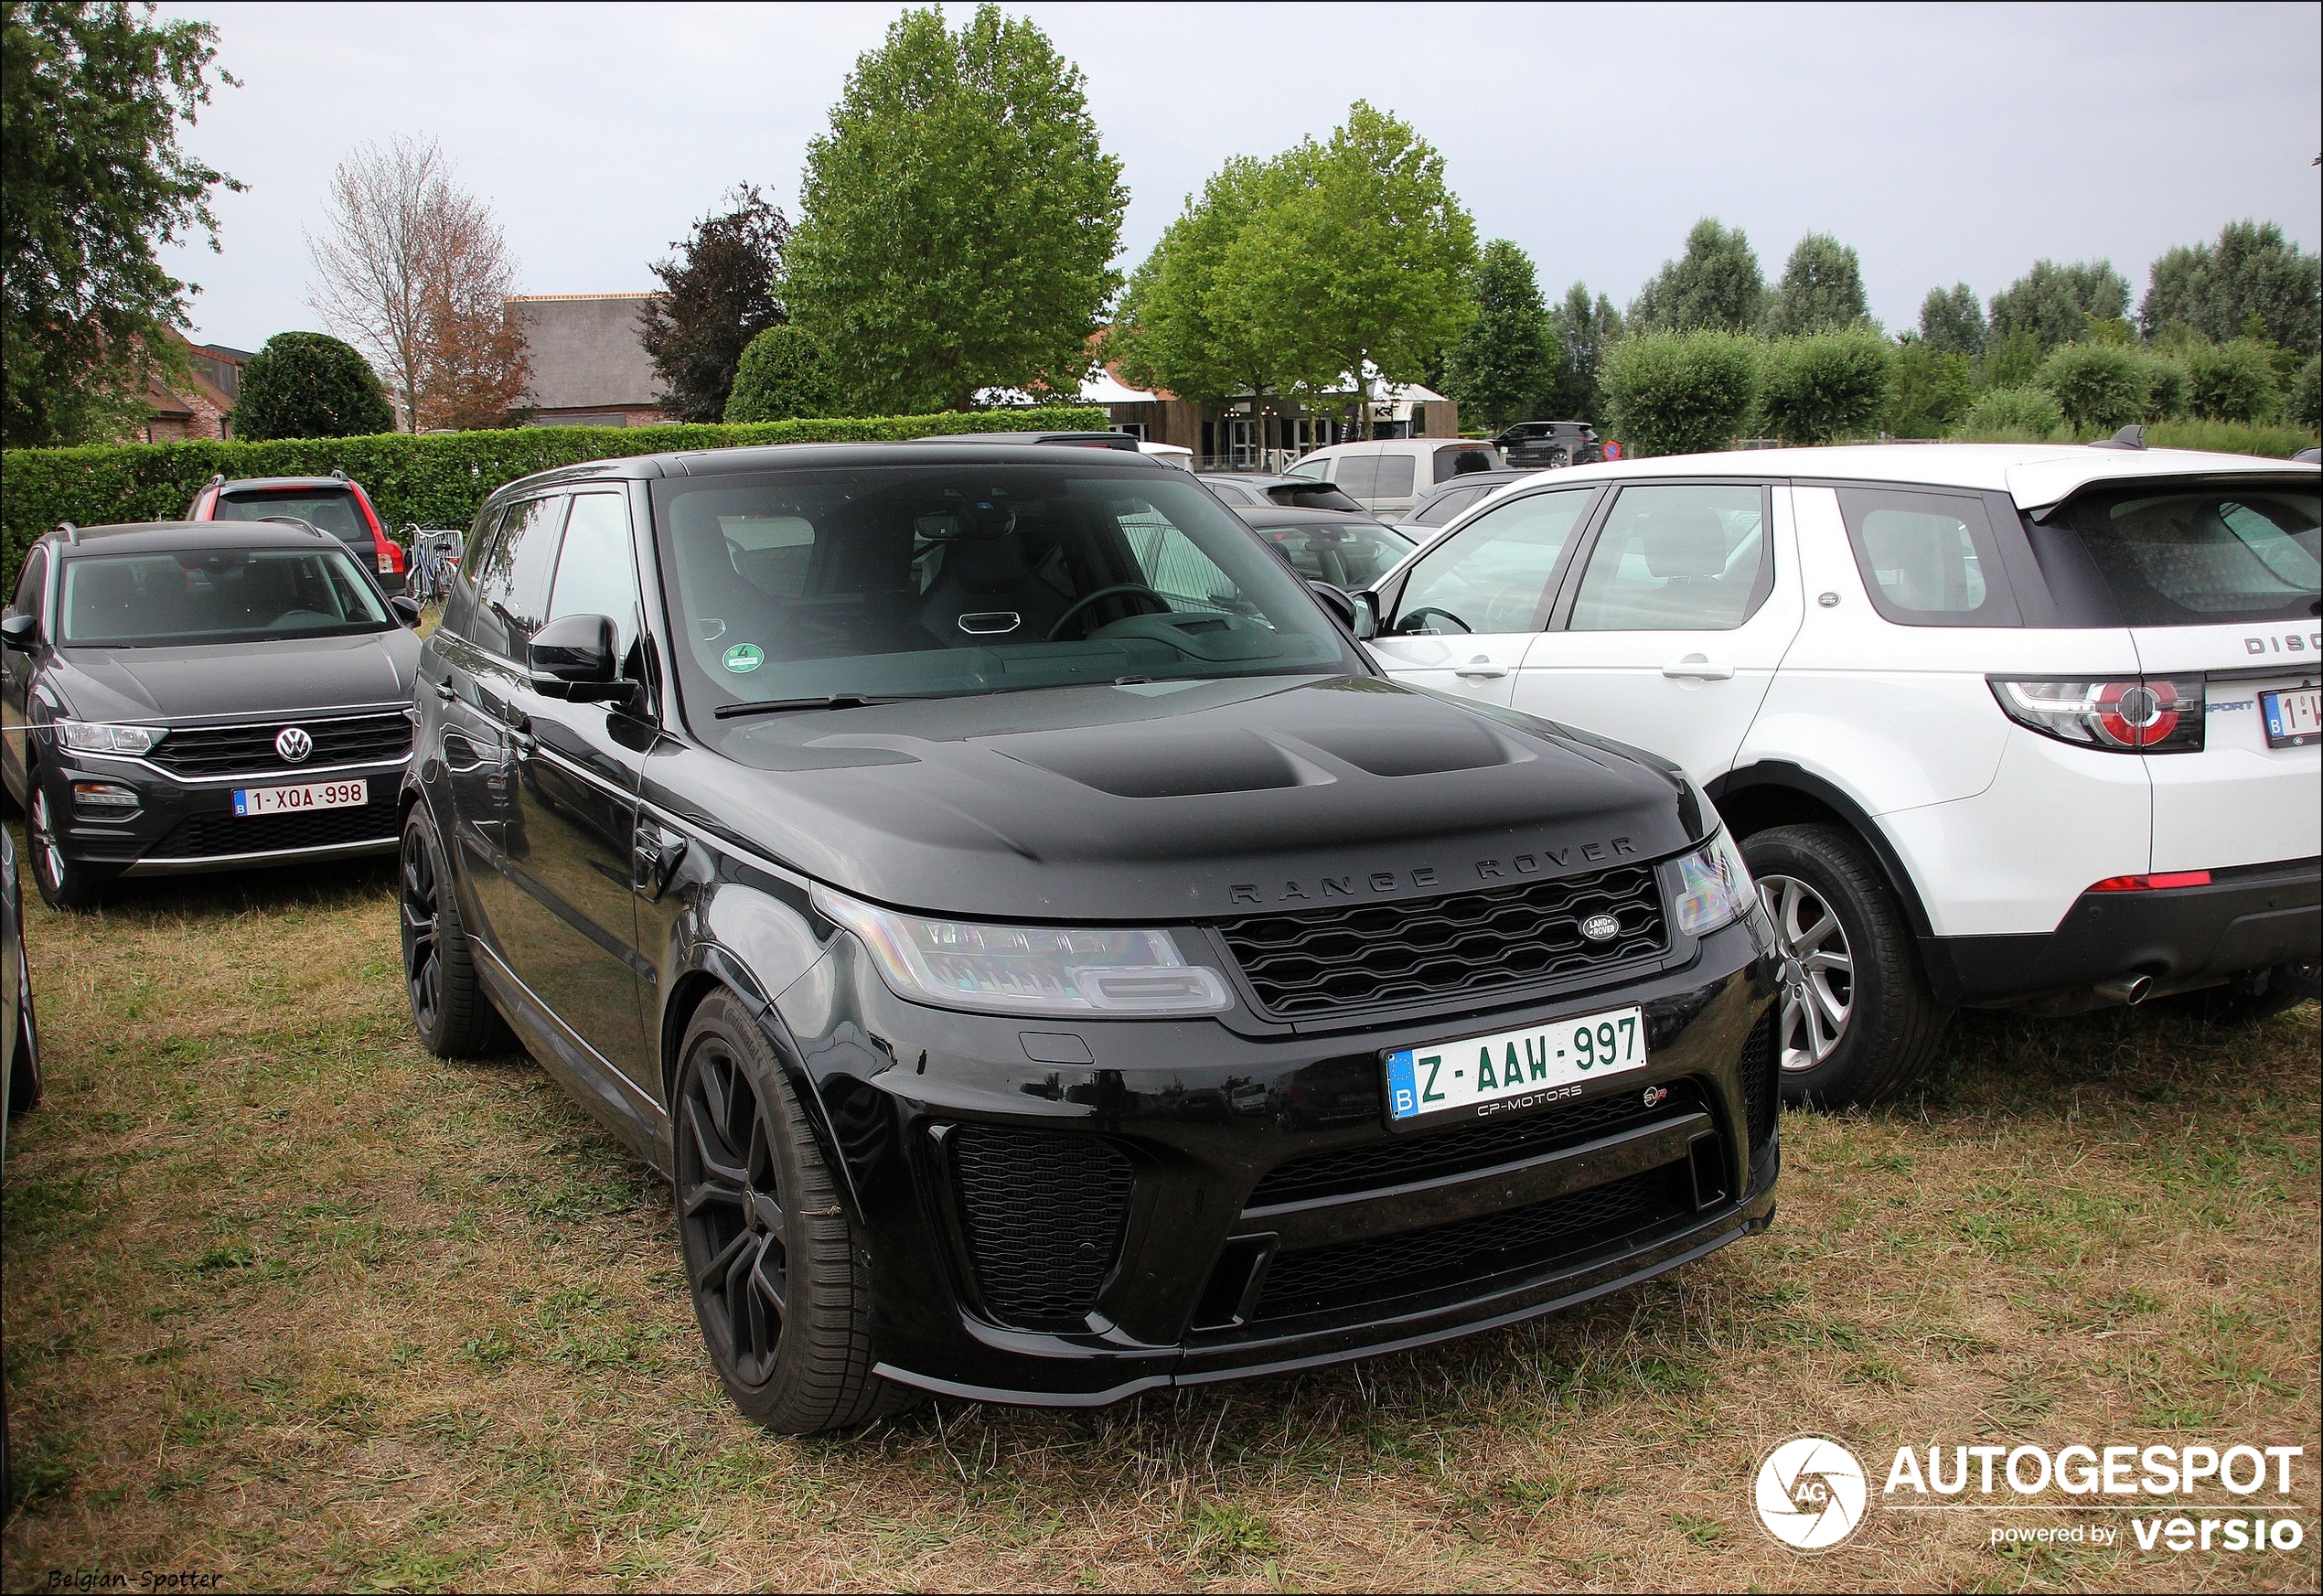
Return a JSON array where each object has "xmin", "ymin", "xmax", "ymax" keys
[{"xmin": 714, "ymin": 693, "xmax": 906, "ymax": 720}]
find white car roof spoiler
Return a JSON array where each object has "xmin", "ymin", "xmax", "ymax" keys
[{"xmin": 2007, "ymin": 448, "xmax": 2316, "ymax": 520}]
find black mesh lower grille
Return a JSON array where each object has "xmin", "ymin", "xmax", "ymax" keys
[
  {"xmin": 1216, "ymin": 862, "xmax": 1666, "ymax": 1017},
  {"xmin": 149, "ymin": 793, "xmax": 400, "ymax": 858},
  {"xmin": 952, "ymin": 1126, "xmax": 1135, "ymax": 1332},
  {"xmin": 1247, "ymin": 1080, "xmax": 1707, "ymax": 1208},
  {"xmin": 146, "ymin": 712, "xmax": 412, "ymax": 777},
  {"xmin": 1740, "ymin": 1011, "xmax": 1777, "ymax": 1151},
  {"xmin": 1253, "ymin": 1161, "xmax": 1693, "ymax": 1321}
]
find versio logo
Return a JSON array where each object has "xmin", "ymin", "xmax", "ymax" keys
[{"xmin": 1756, "ymin": 1436, "xmax": 1868, "ymax": 1550}]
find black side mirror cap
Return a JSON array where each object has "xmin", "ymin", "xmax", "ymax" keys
[
  {"xmin": 528, "ymin": 613, "xmax": 639, "ymax": 704},
  {"xmin": 1307, "ymin": 582, "xmax": 1379, "ymax": 641},
  {"xmin": 389, "ymin": 595, "xmax": 423, "ymax": 628},
  {"xmin": 1, "ymin": 614, "xmax": 37, "ymax": 651}
]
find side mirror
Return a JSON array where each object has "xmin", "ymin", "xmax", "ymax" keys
[
  {"xmin": 389, "ymin": 595, "xmax": 423, "ymax": 628},
  {"xmin": 1308, "ymin": 581, "xmax": 1357, "ymax": 633},
  {"xmin": 527, "ymin": 613, "xmax": 621, "ymax": 701},
  {"xmin": 1, "ymin": 613, "xmax": 38, "ymax": 652}
]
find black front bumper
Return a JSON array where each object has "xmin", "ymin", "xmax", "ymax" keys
[
  {"xmin": 781, "ymin": 918, "xmax": 1778, "ymax": 1405},
  {"xmin": 42, "ymin": 756, "xmax": 407, "ymax": 879},
  {"xmin": 1932, "ymin": 857, "xmax": 2322, "ymax": 1005}
]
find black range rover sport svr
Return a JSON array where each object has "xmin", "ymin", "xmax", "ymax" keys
[{"xmin": 396, "ymin": 442, "xmax": 1783, "ymax": 1433}]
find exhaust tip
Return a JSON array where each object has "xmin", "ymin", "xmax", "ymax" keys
[{"xmin": 2094, "ymin": 973, "xmax": 2154, "ymax": 1006}]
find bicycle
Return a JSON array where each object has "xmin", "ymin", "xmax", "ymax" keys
[{"xmin": 401, "ymin": 525, "xmax": 464, "ymax": 609}]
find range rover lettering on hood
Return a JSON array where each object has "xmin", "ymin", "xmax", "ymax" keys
[{"xmin": 1227, "ymin": 836, "xmax": 1640, "ymax": 906}]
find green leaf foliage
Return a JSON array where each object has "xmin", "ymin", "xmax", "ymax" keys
[
  {"xmin": 2290, "ymin": 357, "xmax": 2321, "ymax": 433},
  {"xmin": 1952, "ymin": 386, "xmax": 2066, "ymax": 443},
  {"xmin": 2136, "ymin": 352, "xmax": 2190, "ymax": 423},
  {"xmin": 0, "ymin": 406, "xmax": 1106, "ymax": 590},
  {"xmin": 787, "ymin": 5, "xmax": 1126, "ymax": 413},
  {"xmin": 1987, "ymin": 260, "xmax": 2130, "ymax": 354},
  {"xmin": 2139, "ymin": 221, "xmax": 2320, "ymax": 359},
  {"xmin": 1627, "ymin": 220, "xmax": 1764, "ymax": 335},
  {"xmin": 1885, "ymin": 340, "xmax": 1976, "ymax": 438},
  {"xmin": 1109, "ymin": 155, "xmax": 1304, "ymax": 406},
  {"xmin": 231, "ymin": 332, "xmax": 395, "ymax": 441},
  {"xmin": 2184, "ymin": 338, "xmax": 2283, "ymax": 423},
  {"xmin": 1600, "ymin": 330, "xmax": 1759, "ymax": 457},
  {"xmin": 723, "ymin": 325, "xmax": 840, "ymax": 423},
  {"xmin": 638, "ymin": 185, "xmax": 790, "ymax": 424},
  {"xmin": 3, "ymin": 2, "xmax": 241, "ymax": 447},
  {"xmin": 1981, "ymin": 328, "xmax": 2043, "ymax": 391},
  {"xmin": 1918, "ymin": 284, "xmax": 1986, "ymax": 358},
  {"xmin": 1755, "ymin": 328, "xmax": 1892, "ymax": 445},
  {"xmin": 2035, "ymin": 341, "xmax": 2148, "ymax": 435},
  {"xmin": 1763, "ymin": 233, "xmax": 1868, "ymax": 337},
  {"xmin": 1441, "ymin": 240, "xmax": 1558, "ymax": 433}
]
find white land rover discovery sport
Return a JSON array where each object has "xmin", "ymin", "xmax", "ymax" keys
[{"xmin": 1358, "ymin": 443, "xmax": 2320, "ymax": 1105}]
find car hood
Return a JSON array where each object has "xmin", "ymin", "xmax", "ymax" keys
[
  {"xmin": 663, "ymin": 674, "xmax": 1702, "ymax": 923},
  {"xmin": 48, "ymin": 630, "xmax": 421, "ymax": 723}
]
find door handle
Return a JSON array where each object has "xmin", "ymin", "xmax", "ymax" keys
[
  {"xmin": 1662, "ymin": 655, "xmax": 1735, "ymax": 681},
  {"xmin": 1453, "ymin": 655, "xmax": 1508, "ymax": 680}
]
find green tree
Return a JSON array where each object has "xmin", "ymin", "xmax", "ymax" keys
[
  {"xmin": 1600, "ymin": 329, "xmax": 1758, "ymax": 456},
  {"xmin": 2290, "ymin": 356, "xmax": 2320, "ymax": 433},
  {"xmin": 1756, "ymin": 327, "xmax": 1892, "ymax": 444},
  {"xmin": 2035, "ymin": 342, "xmax": 2147, "ymax": 435},
  {"xmin": 2136, "ymin": 351, "xmax": 2190, "ymax": 422},
  {"xmin": 1440, "ymin": 239, "xmax": 1558, "ymax": 432},
  {"xmin": 723, "ymin": 323, "xmax": 840, "ymax": 423},
  {"xmin": 1986, "ymin": 260, "xmax": 2130, "ymax": 354},
  {"xmin": 1763, "ymin": 233, "xmax": 1868, "ymax": 336},
  {"xmin": 1982, "ymin": 327, "xmax": 2043, "ymax": 390},
  {"xmin": 1886, "ymin": 338, "xmax": 1975, "ymax": 438},
  {"xmin": 1918, "ymin": 284, "xmax": 1985, "ymax": 358},
  {"xmin": 1215, "ymin": 102, "xmax": 1478, "ymax": 437},
  {"xmin": 231, "ymin": 331, "xmax": 395, "ymax": 441},
  {"xmin": 2184, "ymin": 338, "xmax": 2282, "ymax": 422},
  {"xmin": 1627, "ymin": 219, "xmax": 1764, "ymax": 334},
  {"xmin": 1953, "ymin": 386, "xmax": 2066, "ymax": 442},
  {"xmin": 1547, "ymin": 283, "xmax": 1622, "ymax": 422},
  {"xmin": 1109, "ymin": 155, "xmax": 1303, "ymax": 411},
  {"xmin": 2139, "ymin": 221, "xmax": 2320, "ymax": 359},
  {"xmin": 3, "ymin": 2, "xmax": 241, "ymax": 447},
  {"xmin": 787, "ymin": 5, "xmax": 1126, "ymax": 413},
  {"xmin": 638, "ymin": 185, "xmax": 789, "ymax": 424}
]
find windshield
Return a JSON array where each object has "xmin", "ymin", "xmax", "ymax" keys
[
  {"xmin": 212, "ymin": 488, "xmax": 369, "ymax": 544},
  {"xmin": 59, "ymin": 547, "xmax": 393, "ymax": 647},
  {"xmin": 1252, "ymin": 520, "xmax": 1412, "ymax": 589},
  {"xmin": 2060, "ymin": 486, "xmax": 2319, "ymax": 627},
  {"xmin": 651, "ymin": 462, "xmax": 1364, "ymax": 723}
]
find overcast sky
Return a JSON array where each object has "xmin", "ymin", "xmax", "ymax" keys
[{"xmin": 155, "ymin": 1, "xmax": 2321, "ymax": 354}]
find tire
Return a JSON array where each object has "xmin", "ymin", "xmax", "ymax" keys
[
  {"xmin": 1743, "ymin": 823, "xmax": 1949, "ymax": 1109},
  {"xmin": 26, "ymin": 777, "xmax": 100, "ymax": 912},
  {"xmin": 399, "ymin": 801, "xmax": 510, "ymax": 1057},
  {"xmin": 672, "ymin": 992, "xmax": 920, "ymax": 1435}
]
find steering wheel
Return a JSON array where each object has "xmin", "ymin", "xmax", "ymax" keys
[
  {"xmin": 1394, "ymin": 605, "xmax": 1473, "ymax": 635},
  {"xmin": 1046, "ymin": 584, "xmax": 1175, "ymax": 641}
]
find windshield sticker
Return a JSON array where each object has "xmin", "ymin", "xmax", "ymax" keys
[{"xmin": 722, "ymin": 643, "xmax": 764, "ymax": 674}]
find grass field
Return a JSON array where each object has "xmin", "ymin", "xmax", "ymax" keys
[{"xmin": 2, "ymin": 850, "xmax": 2317, "ymax": 1593}]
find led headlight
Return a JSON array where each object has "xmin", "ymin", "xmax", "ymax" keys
[
  {"xmin": 812, "ymin": 885, "xmax": 1230, "ymax": 1017},
  {"xmin": 1663, "ymin": 829, "xmax": 1754, "ymax": 938},
  {"xmin": 54, "ymin": 720, "xmax": 167, "ymax": 755}
]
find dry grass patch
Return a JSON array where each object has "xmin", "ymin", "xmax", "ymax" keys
[{"xmin": 3, "ymin": 845, "xmax": 2317, "ymax": 1591}]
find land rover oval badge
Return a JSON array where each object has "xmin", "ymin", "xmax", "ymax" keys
[
  {"xmin": 275, "ymin": 726, "xmax": 313, "ymax": 764},
  {"xmin": 1580, "ymin": 913, "xmax": 1621, "ymax": 942}
]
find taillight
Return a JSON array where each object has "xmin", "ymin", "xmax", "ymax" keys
[
  {"xmin": 348, "ymin": 483, "xmax": 401, "ymax": 573},
  {"xmin": 378, "ymin": 540, "xmax": 406, "ymax": 575},
  {"xmin": 1989, "ymin": 676, "xmax": 2206, "ymax": 753},
  {"xmin": 2090, "ymin": 871, "xmax": 2212, "ymax": 892}
]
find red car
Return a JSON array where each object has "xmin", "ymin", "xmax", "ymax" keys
[{"xmin": 186, "ymin": 470, "xmax": 409, "ymax": 595}]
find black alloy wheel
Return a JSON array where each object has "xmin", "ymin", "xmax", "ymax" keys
[
  {"xmin": 399, "ymin": 804, "xmax": 508, "ymax": 1056},
  {"xmin": 27, "ymin": 778, "xmax": 97, "ymax": 912},
  {"xmin": 672, "ymin": 992, "xmax": 918, "ymax": 1434}
]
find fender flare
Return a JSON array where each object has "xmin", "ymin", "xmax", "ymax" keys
[{"xmin": 1707, "ymin": 762, "xmax": 1935, "ymax": 942}]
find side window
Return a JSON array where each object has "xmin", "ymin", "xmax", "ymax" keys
[
  {"xmin": 1836, "ymin": 487, "xmax": 2020, "ymax": 627},
  {"xmin": 1386, "ymin": 487, "xmax": 1594, "ymax": 636},
  {"xmin": 1372, "ymin": 455, "xmax": 1416, "ymax": 498},
  {"xmin": 1334, "ymin": 455, "xmax": 1381, "ymax": 498},
  {"xmin": 9, "ymin": 547, "xmax": 47, "ymax": 621},
  {"xmin": 1412, "ymin": 485, "xmax": 1483, "ymax": 528},
  {"xmin": 548, "ymin": 492, "xmax": 642, "ymax": 657},
  {"xmin": 1568, "ymin": 483, "xmax": 1772, "ymax": 632},
  {"xmin": 1432, "ymin": 446, "xmax": 1495, "ymax": 484},
  {"xmin": 441, "ymin": 504, "xmax": 502, "ymax": 639},
  {"xmin": 1282, "ymin": 457, "xmax": 1327, "ymax": 481},
  {"xmin": 472, "ymin": 495, "xmax": 568, "ymax": 657}
]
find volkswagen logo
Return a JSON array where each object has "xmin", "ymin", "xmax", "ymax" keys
[
  {"xmin": 274, "ymin": 726, "xmax": 314, "ymax": 764},
  {"xmin": 1579, "ymin": 913, "xmax": 1622, "ymax": 942}
]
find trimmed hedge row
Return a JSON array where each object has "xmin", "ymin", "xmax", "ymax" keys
[{"xmin": 0, "ymin": 406, "xmax": 1108, "ymax": 589}]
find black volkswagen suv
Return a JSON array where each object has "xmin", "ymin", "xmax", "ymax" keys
[
  {"xmin": 3, "ymin": 520, "xmax": 420, "ymax": 908},
  {"xmin": 396, "ymin": 442, "xmax": 1782, "ymax": 1432}
]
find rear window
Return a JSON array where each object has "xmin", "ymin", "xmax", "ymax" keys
[
  {"xmin": 2055, "ymin": 486, "xmax": 2318, "ymax": 627},
  {"xmin": 1264, "ymin": 482, "xmax": 1363, "ymax": 513},
  {"xmin": 212, "ymin": 488, "xmax": 369, "ymax": 544},
  {"xmin": 1431, "ymin": 445, "xmax": 1500, "ymax": 484}
]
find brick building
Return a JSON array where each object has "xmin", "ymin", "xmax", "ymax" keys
[{"xmin": 137, "ymin": 330, "xmax": 250, "ymax": 444}]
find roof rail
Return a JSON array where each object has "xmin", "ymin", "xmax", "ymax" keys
[{"xmin": 55, "ymin": 521, "xmax": 78, "ymax": 542}]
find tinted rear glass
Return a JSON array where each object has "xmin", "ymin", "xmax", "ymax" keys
[
  {"xmin": 213, "ymin": 488, "xmax": 369, "ymax": 544},
  {"xmin": 2058, "ymin": 485, "xmax": 2319, "ymax": 627},
  {"xmin": 59, "ymin": 547, "xmax": 391, "ymax": 647}
]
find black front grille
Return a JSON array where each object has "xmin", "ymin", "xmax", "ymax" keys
[
  {"xmin": 149, "ymin": 793, "xmax": 400, "ymax": 859},
  {"xmin": 951, "ymin": 1126, "xmax": 1135, "ymax": 1332},
  {"xmin": 1247, "ymin": 1079, "xmax": 1707, "ymax": 1208},
  {"xmin": 1253, "ymin": 1161, "xmax": 1693, "ymax": 1322},
  {"xmin": 147, "ymin": 712, "xmax": 412, "ymax": 777},
  {"xmin": 1740, "ymin": 1010, "xmax": 1777, "ymax": 1152},
  {"xmin": 1216, "ymin": 862, "xmax": 1666, "ymax": 1018}
]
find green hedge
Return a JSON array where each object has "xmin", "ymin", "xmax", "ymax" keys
[{"xmin": 0, "ymin": 406, "xmax": 1108, "ymax": 589}]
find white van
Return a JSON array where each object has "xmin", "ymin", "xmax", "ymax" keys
[{"xmin": 1284, "ymin": 438, "xmax": 1504, "ymax": 516}]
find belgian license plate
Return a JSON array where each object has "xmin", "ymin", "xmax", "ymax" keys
[
  {"xmin": 2259, "ymin": 688, "xmax": 2320, "ymax": 748},
  {"xmin": 233, "ymin": 778, "xmax": 367, "ymax": 816},
  {"xmin": 1386, "ymin": 1004, "xmax": 1646, "ymax": 1127}
]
